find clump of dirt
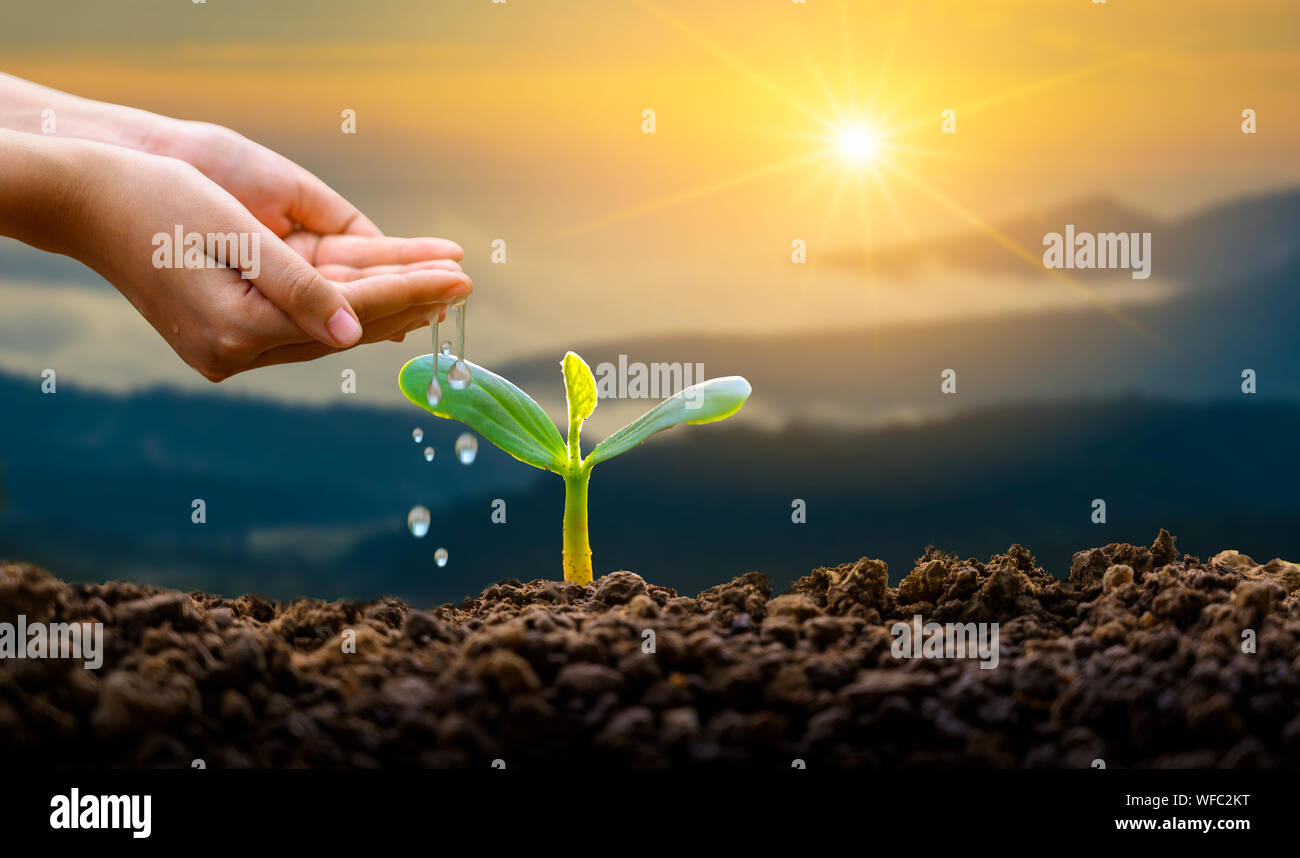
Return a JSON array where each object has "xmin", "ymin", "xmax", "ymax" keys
[{"xmin": 3, "ymin": 531, "xmax": 1299, "ymax": 768}]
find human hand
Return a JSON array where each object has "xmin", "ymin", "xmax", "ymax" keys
[
  {"xmin": 0, "ymin": 74, "xmax": 465, "ymax": 275},
  {"xmin": 162, "ymin": 121, "xmax": 469, "ymax": 343},
  {"xmin": 164, "ymin": 120, "xmax": 385, "ymax": 240},
  {"xmin": 55, "ymin": 137, "xmax": 471, "ymax": 381}
]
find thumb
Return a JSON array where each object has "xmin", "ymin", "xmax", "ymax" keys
[{"xmin": 252, "ymin": 228, "xmax": 362, "ymax": 348}]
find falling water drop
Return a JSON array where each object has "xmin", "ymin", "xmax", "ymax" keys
[
  {"xmin": 423, "ymin": 446, "xmax": 435, "ymax": 462},
  {"xmin": 434, "ymin": 547, "xmax": 448, "ymax": 567},
  {"xmin": 446, "ymin": 300, "xmax": 472, "ymax": 390},
  {"xmin": 407, "ymin": 505, "xmax": 431, "ymax": 538},
  {"xmin": 426, "ymin": 311, "xmax": 442, "ymax": 406},
  {"xmin": 455, "ymin": 433, "xmax": 478, "ymax": 465},
  {"xmin": 453, "ymin": 299, "xmax": 467, "ymax": 354},
  {"xmin": 411, "ymin": 428, "xmax": 423, "ymax": 443},
  {"xmin": 440, "ymin": 340, "xmax": 452, "ymax": 356}
]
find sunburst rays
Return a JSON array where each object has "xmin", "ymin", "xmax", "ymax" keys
[{"xmin": 563, "ymin": 0, "xmax": 1157, "ymax": 343}]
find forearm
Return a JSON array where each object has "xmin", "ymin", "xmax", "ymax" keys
[
  {"xmin": 0, "ymin": 71, "xmax": 187, "ymax": 159},
  {"xmin": 0, "ymin": 128, "xmax": 94, "ymax": 256}
]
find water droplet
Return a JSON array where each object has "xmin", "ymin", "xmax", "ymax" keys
[
  {"xmin": 434, "ymin": 547, "xmax": 448, "ymax": 567},
  {"xmin": 423, "ymin": 446, "xmax": 435, "ymax": 462},
  {"xmin": 455, "ymin": 433, "xmax": 478, "ymax": 465},
  {"xmin": 407, "ymin": 505, "xmax": 430, "ymax": 538},
  {"xmin": 448, "ymin": 360, "xmax": 472, "ymax": 391},
  {"xmin": 426, "ymin": 376, "xmax": 442, "ymax": 407},
  {"xmin": 440, "ymin": 340, "xmax": 452, "ymax": 356},
  {"xmin": 411, "ymin": 428, "xmax": 423, "ymax": 443}
]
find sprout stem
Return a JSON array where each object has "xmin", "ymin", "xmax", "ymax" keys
[
  {"xmin": 561, "ymin": 388, "xmax": 594, "ymax": 585},
  {"xmin": 561, "ymin": 466, "xmax": 593, "ymax": 585}
]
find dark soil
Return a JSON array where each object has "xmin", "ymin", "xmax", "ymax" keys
[{"xmin": 3, "ymin": 530, "xmax": 1299, "ymax": 768}]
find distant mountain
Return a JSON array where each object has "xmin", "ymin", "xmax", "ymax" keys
[
  {"xmin": 819, "ymin": 187, "xmax": 1300, "ymax": 289},
  {"xmin": 1165, "ymin": 189, "xmax": 1300, "ymax": 287}
]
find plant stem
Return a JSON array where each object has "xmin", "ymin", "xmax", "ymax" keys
[
  {"xmin": 562, "ymin": 393, "xmax": 594, "ymax": 585},
  {"xmin": 562, "ymin": 466, "xmax": 593, "ymax": 585}
]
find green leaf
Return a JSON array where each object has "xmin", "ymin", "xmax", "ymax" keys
[
  {"xmin": 399, "ymin": 354, "xmax": 568, "ymax": 473},
  {"xmin": 585, "ymin": 375, "xmax": 751, "ymax": 467},
  {"xmin": 561, "ymin": 351, "xmax": 597, "ymax": 436}
]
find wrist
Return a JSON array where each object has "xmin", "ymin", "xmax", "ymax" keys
[
  {"xmin": 136, "ymin": 114, "xmax": 207, "ymax": 162},
  {"xmin": 0, "ymin": 130, "xmax": 121, "ymax": 260},
  {"xmin": 147, "ymin": 119, "xmax": 242, "ymax": 180},
  {"xmin": 0, "ymin": 74, "xmax": 204, "ymax": 171},
  {"xmin": 0, "ymin": 130, "xmax": 76, "ymax": 254},
  {"xmin": 84, "ymin": 102, "xmax": 194, "ymax": 162}
]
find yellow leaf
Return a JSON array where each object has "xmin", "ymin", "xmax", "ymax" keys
[{"xmin": 562, "ymin": 351, "xmax": 597, "ymax": 424}]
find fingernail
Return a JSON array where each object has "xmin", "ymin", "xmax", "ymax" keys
[
  {"xmin": 446, "ymin": 278, "xmax": 472, "ymax": 297},
  {"xmin": 327, "ymin": 307, "xmax": 363, "ymax": 346}
]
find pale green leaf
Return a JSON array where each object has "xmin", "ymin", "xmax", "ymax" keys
[
  {"xmin": 399, "ymin": 354, "xmax": 567, "ymax": 473},
  {"xmin": 562, "ymin": 351, "xmax": 597, "ymax": 428},
  {"xmin": 585, "ymin": 375, "xmax": 751, "ymax": 467}
]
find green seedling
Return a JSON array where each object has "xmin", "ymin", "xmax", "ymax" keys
[{"xmin": 399, "ymin": 351, "xmax": 751, "ymax": 585}]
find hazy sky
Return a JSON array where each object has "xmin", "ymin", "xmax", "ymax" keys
[{"xmin": 1, "ymin": 0, "xmax": 1296, "ymax": 408}]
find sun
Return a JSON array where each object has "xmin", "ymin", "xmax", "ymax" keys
[
  {"xmin": 564, "ymin": 2, "xmax": 1157, "ymax": 342},
  {"xmin": 834, "ymin": 122, "xmax": 882, "ymax": 166}
]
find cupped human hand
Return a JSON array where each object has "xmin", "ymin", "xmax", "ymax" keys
[
  {"xmin": 64, "ymin": 140, "xmax": 471, "ymax": 381},
  {"xmin": 166, "ymin": 120, "xmax": 468, "ymax": 343}
]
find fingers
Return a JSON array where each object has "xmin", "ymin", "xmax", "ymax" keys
[
  {"xmin": 246, "ymin": 305, "xmax": 437, "ymax": 372},
  {"xmin": 337, "ymin": 267, "xmax": 471, "ymax": 323},
  {"xmin": 387, "ymin": 317, "xmax": 431, "ymax": 342},
  {"xmin": 288, "ymin": 171, "xmax": 383, "ymax": 238},
  {"xmin": 252, "ymin": 266, "xmax": 466, "ymax": 349},
  {"xmin": 313, "ymin": 234, "xmax": 464, "ymax": 268},
  {"xmin": 238, "ymin": 223, "xmax": 470, "ymax": 354},
  {"xmin": 316, "ymin": 258, "xmax": 463, "ymax": 283},
  {"xmin": 252, "ymin": 229, "xmax": 362, "ymax": 348}
]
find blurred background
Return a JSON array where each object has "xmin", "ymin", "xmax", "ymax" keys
[{"xmin": 1, "ymin": 0, "xmax": 1297, "ymax": 603}]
